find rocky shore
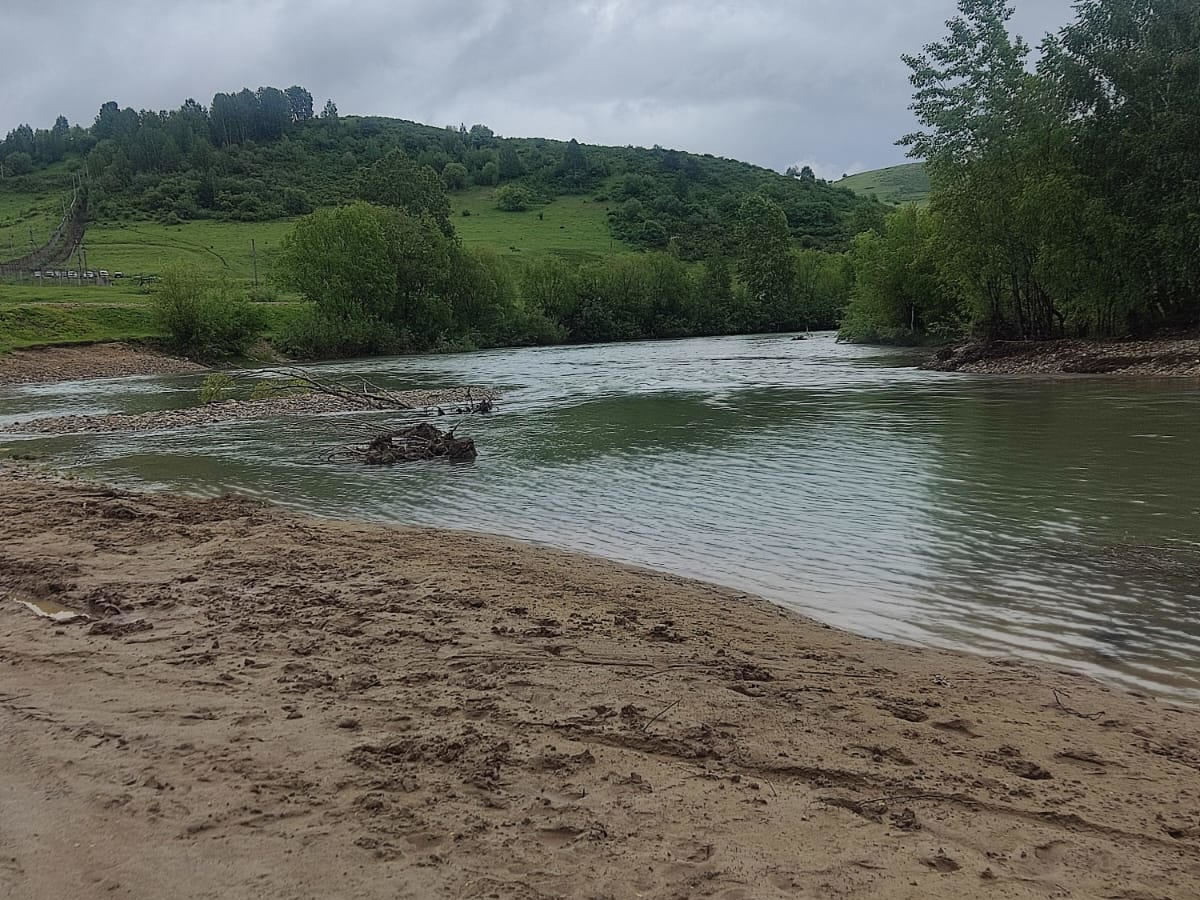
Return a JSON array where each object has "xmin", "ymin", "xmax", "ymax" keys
[
  {"xmin": 0, "ymin": 342, "xmax": 207, "ymax": 384},
  {"xmin": 1, "ymin": 463, "xmax": 1198, "ymax": 899},
  {"xmin": 1, "ymin": 387, "xmax": 498, "ymax": 435},
  {"xmin": 926, "ymin": 336, "xmax": 1200, "ymax": 376}
]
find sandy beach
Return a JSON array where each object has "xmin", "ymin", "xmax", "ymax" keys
[{"xmin": 1, "ymin": 463, "xmax": 1198, "ymax": 899}]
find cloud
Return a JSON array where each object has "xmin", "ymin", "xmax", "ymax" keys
[{"xmin": 0, "ymin": 0, "xmax": 1076, "ymax": 174}]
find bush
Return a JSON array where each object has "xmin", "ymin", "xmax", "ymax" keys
[
  {"xmin": 198, "ymin": 373, "xmax": 234, "ymax": 404},
  {"xmin": 442, "ymin": 162, "xmax": 468, "ymax": 191},
  {"xmin": 273, "ymin": 305, "xmax": 404, "ymax": 360},
  {"xmin": 152, "ymin": 266, "xmax": 264, "ymax": 360},
  {"xmin": 4, "ymin": 152, "xmax": 33, "ymax": 176},
  {"xmin": 495, "ymin": 184, "xmax": 534, "ymax": 212}
]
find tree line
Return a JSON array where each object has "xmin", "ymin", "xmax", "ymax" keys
[
  {"xmin": 1, "ymin": 84, "xmax": 885, "ymax": 257},
  {"xmin": 262, "ymin": 151, "xmax": 852, "ymax": 359},
  {"xmin": 840, "ymin": 0, "xmax": 1200, "ymax": 343}
]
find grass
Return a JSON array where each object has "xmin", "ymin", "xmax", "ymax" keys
[
  {"xmin": 0, "ymin": 187, "xmax": 71, "ymax": 261},
  {"xmin": 837, "ymin": 163, "xmax": 930, "ymax": 205},
  {"xmin": 0, "ymin": 303, "xmax": 159, "ymax": 353},
  {"xmin": 80, "ymin": 219, "xmax": 297, "ymax": 284},
  {"xmin": 0, "ymin": 185, "xmax": 626, "ymax": 354},
  {"xmin": 451, "ymin": 186, "xmax": 625, "ymax": 263}
]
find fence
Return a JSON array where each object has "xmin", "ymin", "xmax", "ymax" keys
[{"xmin": 0, "ymin": 185, "xmax": 88, "ymax": 277}]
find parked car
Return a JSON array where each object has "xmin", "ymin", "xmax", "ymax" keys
[
  {"xmin": 99, "ymin": 270, "xmax": 109, "ymax": 278},
  {"xmin": 33, "ymin": 271, "xmax": 42, "ymax": 278},
  {"xmin": 68, "ymin": 270, "xmax": 77, "ymax": 277}
]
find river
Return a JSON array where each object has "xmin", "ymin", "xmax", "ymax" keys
[{"xmin": 2, "ymin": 333, "xmax": 1198, "ymax": 700}]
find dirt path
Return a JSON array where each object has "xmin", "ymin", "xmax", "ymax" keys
[
  {"xmin": 1, "ymin": 465, "xmax": 1198, "ymax": 899},
  {"xmin": 0, "ymin": 342, "xmax": 205, "ymax": 384}
]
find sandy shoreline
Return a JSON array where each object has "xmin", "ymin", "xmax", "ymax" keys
[{"xmin": 1, "ymin": 465, "xmax": 1198, "ymax": 899}]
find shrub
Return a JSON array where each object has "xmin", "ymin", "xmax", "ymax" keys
[
  {"xmin": 273, "ymin": 305, "xmax": 404, "ymax": 360},
  {"xmin": 442, "ymin": 162, "xmax": 468, "ymax": 191},
  {"xmin": 198, "ymin": 374, "xmax": 234, "ymax": 404},
  {"xmin": 152, "ymin": 266, "xmax": 264, "ymax": 360},
  {"xmin": 495, "ymin": 184, "xmax": 534, "ymax": 212}
]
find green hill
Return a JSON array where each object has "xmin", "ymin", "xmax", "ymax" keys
[
  {"xmin": 837, "ymin": 163, "xmax": 929, "ymax": 205},
  {"xmin": 0, "ymin": 87, "xmax": 888, "ymax": 352}
]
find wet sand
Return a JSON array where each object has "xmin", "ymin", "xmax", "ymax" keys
[
  {"xmin": 1, "ymin": 464, "xmax": 1198, "ymax": 899},
  {"xmin": 0, "ymin": 342, "xmax": 206, "ymax": 384}
]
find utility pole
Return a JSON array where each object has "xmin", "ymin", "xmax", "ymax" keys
[{"xmin": 251, "ymin": 238, "xmax": 258, "ymax": 288}]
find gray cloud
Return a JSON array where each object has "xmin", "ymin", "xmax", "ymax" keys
[{"xmin": 0, "ymin": 0, "xmax": 1075, "ymax": 175}]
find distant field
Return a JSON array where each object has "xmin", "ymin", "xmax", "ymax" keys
[
  {"xmin": 0, "ymin": 188, "xmax": 626, "ymax": 353},
  {"xmin": 837, "ymin": 163, "xmax": 930, "ymax": 205},
  {"xmin": 0, "ymin": 189, "xmax": 71, "ymax": 261},
  {"xmin": 451, "ymin": 187, "xmax": 624, "ymax": 263},
  {"xmin": 81, "ymin": 219, "xmax": 297, "ymax": 284}
]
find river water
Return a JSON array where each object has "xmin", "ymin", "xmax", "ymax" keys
[{"xmin": 3, "ymin": 333, "xmax": 1198, "ymax": 700}]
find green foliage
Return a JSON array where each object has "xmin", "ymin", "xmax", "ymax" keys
[
  {"xmin": 736, "ymin": 194, "xmax": 796, "ymax": 330},
  {"xmin": 151, "ymin": 265, "xmax": 264, "ymax": 359},
  {"xmin": 5, "ymin": 152, "xmax": 33, "ymax": 175},
  {"xmin": 273, "ymin": 305, "xmax": 403, "ymax": 359},
  {"xmin": 840, "ymin": 206, "xmax": 961, "ymax": 343},
  {"xmin": 877, "ymin": 0, "xmax": 1200, "ymax": 342},
  {"xmin": 494, "ymin": 184, "xmax": 534, "ymax": 212},
  {"xmin": 198, "ymin": 373, "xmax": 234, "ymax": 404},
  {"xmin": 354, "ymin": 149, "xmax": 452, "ymax": 235},
  {"xmin": 442, "ymin": 162, "xmax": 468, "ymax": 190}
]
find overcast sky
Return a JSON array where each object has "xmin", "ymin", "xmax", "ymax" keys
[{"xmin": 2, "ymin": 0, "xmax": 1075, "ymax": 178}]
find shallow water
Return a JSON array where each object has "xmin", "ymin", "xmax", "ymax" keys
[{"xmin": 3, "ymin": 333, "xmax": 1198, "ymax": 700}]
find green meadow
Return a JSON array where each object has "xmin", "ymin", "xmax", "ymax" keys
[
  {"xmin": 836, "ymin": 163, "xmax": 930, "ymax": 205},
  {"xmin": 451, "ymin": 187, "xmax": 624, "ymax": 264}
]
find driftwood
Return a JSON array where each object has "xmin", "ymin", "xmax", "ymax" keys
[
  {"xmin": 251, "ymin": 368, "xmax": 495, "ymax": 415},
  {"xmin": 332, "ymin": 423, "xmax": 477, "ymax": 465}
]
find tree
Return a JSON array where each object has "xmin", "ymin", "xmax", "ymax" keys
[
  {"xmin": 5, "ymin": 151, "xmax": 33, "ymax": 175},
  {"xmin": 354, "ymin": 149, "xmax": 453, "ymax": 235},
  {"xmin": 477, "ymin": 160, "xmax": 499, "ymax": 186},
  {"xmin": 494, "ymin": 184, "xmax": 533, "ymax": 212},
  {"xmin": 255, "ymin": 86, "xmax": 291, "ymax": 139},
  {"xmin": 468, "ymin": 124, "xmax": 495, "ymax": 147},
  {"xmin": 498, "ymin": 144, "xmax": 524, "ymax": 180},
  {"xmin": 735, "ymin": 194, "xmax": 795, "ymax": 329},
  {"xmin": 321, "ymin": 99, "xmax": 339, "ymax": 121},
  {"xmin": 285, "ymin": 86, "xmax": 314, "ymax": 123},
  {"xmin": 441, "ymin": 162, "xmax": 468, "ymax": 190}
]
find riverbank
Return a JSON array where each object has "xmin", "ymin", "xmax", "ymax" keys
[
  {"xmin": 0, "ymin": 341, "xmax": 206, "ymax": 384},
  {"xmin": 2, "ymin": 464, "xmax": 1197, "ymax": 899},
  {"xmin": 1, "ymin": 386, "xmax": 500, "ymax": 435},
  {"xmin": 926, "ymin": 335, "xmax": 1200, "ymax": 376}
]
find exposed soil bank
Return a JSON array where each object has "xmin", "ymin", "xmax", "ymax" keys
[
  {"xmin": 926, "ymin": 336, "xmax": 1200, "ymax": 376},
  {"xmin": 0, "ymin": 342, "xmax": 206, "ymax": 385},
  {"xmin": 1, "ymin": 387, "xmax": 500, "ymax": 435},
  {"xmin": 1, "ymin": 466, "xmax": 1198, "ymax": 899}
]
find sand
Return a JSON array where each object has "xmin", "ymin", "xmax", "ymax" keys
[{"xmin": 1, "ymin": 464, "xmax": 1198, "ymax": 899}]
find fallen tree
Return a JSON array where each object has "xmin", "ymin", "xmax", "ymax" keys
[{"xmin": 331, "ymin": 423, "xmax": 477, "ymax": 465}]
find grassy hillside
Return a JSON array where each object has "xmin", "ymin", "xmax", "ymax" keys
[
  {"xmin": 0, "ymin": 90, "xmax": 890, "ymax": 352},
  {"xmin": 837, "ymin": 163, "xmax": 929, "ymax": 205},
  {"xmin": 451, "ymin": 187, "xmax": 619, "ymax": 264}
]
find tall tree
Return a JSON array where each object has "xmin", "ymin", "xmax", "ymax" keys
[
  {"xmin": 285, "ymin": 86, "xmax": 314, "ymax": 123},
  {"xmin": 354, "ymin": 149, "xmax": 452, "ymax": 236},
  {"xmin": 735, "ymin": 194, "xmax": 795, "ymax": 330}
]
